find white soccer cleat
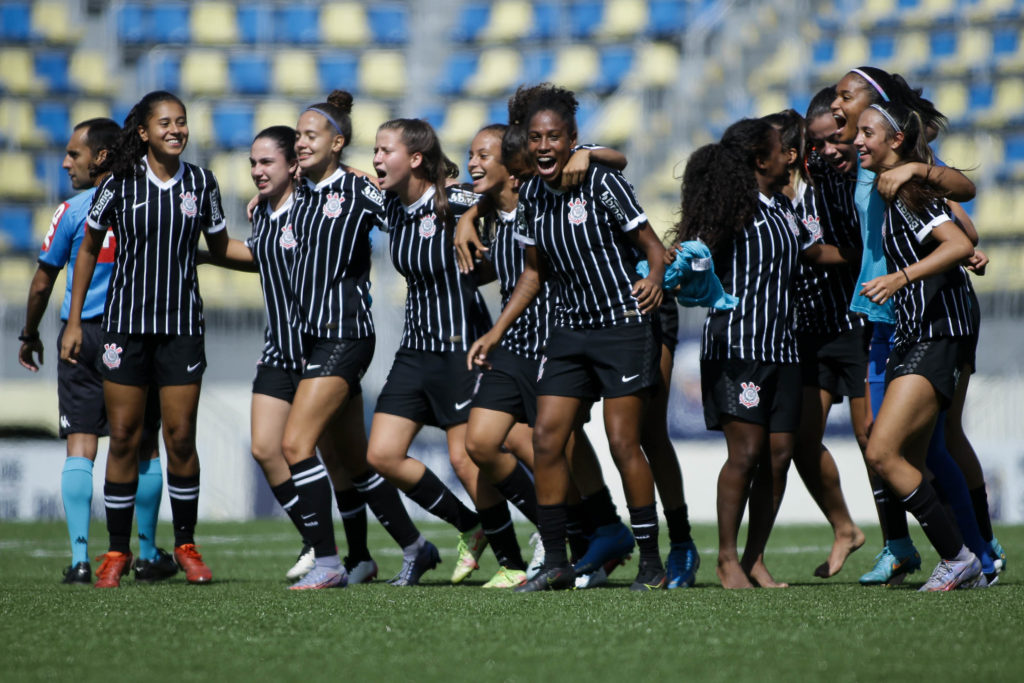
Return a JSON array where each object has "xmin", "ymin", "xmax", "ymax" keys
[
  {"xmin": 345, "ymin": 557, "xmax": 379, "ymax": 584},
  {"xmin": 526, "ymin": 532, "xmax": 545, "ymax": 580},
  {"xmin": 286, "ymin": 545, "xmax": 315, "ymax": 581}
]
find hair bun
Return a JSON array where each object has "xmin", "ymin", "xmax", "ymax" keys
[{"xmin": 327, "ymin": 90, "xmax": 354, "ymax": 115}]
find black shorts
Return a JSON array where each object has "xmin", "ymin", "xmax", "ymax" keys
[
  {"xmin": 472, "ymin": 346, "xmax": 539, "ymax": 427},
  {"xmin": 797, "ymin": 328, "xmax": 868, "ymax": 400},
  {"xmin": 376, "ymin": 347, "xmax": 481, "ymax": 428},
  {"xmin": 537, "ymin": 322, "xmax": 659, "ymax": 400},
  {"xmin": 700, "ymin": 358, "xmax": 801, "ymax": 432},
  {"xmin": 885, "ymin": 337, "xmax": 971, "ymax": 409},
  {"xmin": 99, "ymin": 332, "xmax": 205, "ymax": 387},
  {"xmin": 301, "ymin": 335, "xmax": 374, "ymax": 395},
  {"xmin": 252, "ymin": 364, "xmax": 303, "ymax": 403},
  {"xmin": 657, "ymin": 300, "xmax": 679, "ymax": 355}
]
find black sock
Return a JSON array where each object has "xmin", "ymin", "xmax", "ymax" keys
[
  {"xmin": 566, "ymin": 502, "xmax": 589, "ymax": 562},
  {"xmin": 406, "ymin": 468, "xmax": 478, "ymax": 533},
  {"xmin": 480, "ymin": 502, "xmax": 525, "ymax": 570},
  {"xmin": 289, "ymin": 457, "xmax": 337, "ymax": 558},
  {"xmin": 167, "ymin": 472, "xmax": 200, "ymax": 547},
  {"xmin": 336, "ymin": 488, "xmax": 370, "ymax": 562},
  {"xmin": 581, "ymin": 486, "xmax": 620, "ymax": 529},
  {"xmin": 104, "ymin": 479, "xmax": 137, "ymax": 554},
  {"xmin": 969, "ymin": 486, "xmax": 995, "ymax": 542},
  {"xmin": 270, "ymin": 480, "xmax": 309, "ymax": 544},
  {"xmin": 871, "ymin": 474, "xmax": 909, "ymax": 541},
  {"xmin": 352, "ymin": 470, "xmax": 421, "ymax": 548},
  {"xmin": 629, "ymin": 504, "xmax": 661, "ymax": 567},
  {"xmin": 903, "ymin": 481, "xmax": 964, "ymax": 560},
  {"xmin": 665, "ymin": 504, "xmax": 693, "ymax": 544},
  {"xmin": 538, "ymin": 504, "xmax": 569, "ymax": 567},
  {"xmin": 494, "ymin": 462, "xmax": 538, "ymax": 524}
]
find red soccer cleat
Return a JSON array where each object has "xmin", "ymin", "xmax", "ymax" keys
[
  {"xmin": 94, "ymin": 551, "xmax": 133, "ymax": 588},
  {"xmin": 174, "ymin": 544, "xmax": 213, "ymax": 584}
]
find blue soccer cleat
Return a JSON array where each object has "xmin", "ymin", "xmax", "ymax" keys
[
  {"xmin": 666, "ymin": 540, "xmax": 700, "ymax": 589},
  {"xmin": 572, "ymin": 522, "xmax": 634, "ymax": 576}
]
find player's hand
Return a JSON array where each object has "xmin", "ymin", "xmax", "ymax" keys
[
  {"xmin": 560, "ymin": 149, "xmax": 590, "ymax": 189},
  {"xmin": 455, "ymin": 213, "xmax": 487, "ymax": 274},
  {"xmin": 965, "ymin": 247, "xmax": 988, "ymax": 276},
  {"xmin": 467, "ymin": 331, "xmax": 499, "ymax": 370},
  {"xmin": 59, "ymin": 323, "xmax": 82, "ymax": 365},
  {"xmin": 876, "ymin": 164, "xmax": 918, "ymax": 201},
  {"xmin": 18, "ymin": 338, "xmax": 44, "ymax": 372},
  {"xmin": 632, "ymin": 275, "xmax": 663, "ymax": 313},
  {"xmin": 860, "ymin": 273, "xmax": 903, "ymax": 305},
  {"xmin": 246, "ymin": 195, "xmax": 259, "ymax": 222}
]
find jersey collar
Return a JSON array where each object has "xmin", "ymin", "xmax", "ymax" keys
[
  {"xmin": 143, "ymin": 156, "xmax": 185, "ymax": 190},
  {"xmin": 304, "ymin": 166, "xmax": 346, "ymax": 192},
  {"xmin": 404, "ymin": 184, "xmax": 436, "ymax": 214},
  {"xmin": 758, "ymin": 192, "xmax": 775, "ymax": 207},
  {"xmin": 269, "ymin": 193, "xmax": 294, "ymax": 220},
  {"xmin": 498, "ymin": 207, "xmax": 517, "ymax": 222}
]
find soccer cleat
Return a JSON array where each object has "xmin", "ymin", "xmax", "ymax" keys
[
  {"xmin": 666, "ymin": 540, "xmax": 701, "ymax": 589},
  {"xmin": 62, "ymin": 561, "xmax": 91, "ymax": 585},
  {"xmin": 990, "ymin": 538, "xmax": 1006, "ymax": 573},
  {"xmin": 288, "ymin": 564, "xmax": 347, "ymax": 590},
  {"xmin": 344, "ymin": 556, "xmax": 378, "ymax": 584},
  {"xmin": 526, "ymin": 532, "xmax": 545, "ymax": 580},
  {"xmin": 286, "ymin": 545, "xmax": 315, "ymax": 581},
  {"xmin": 174, "ymin": 544, "xmax": 213, "ymax": 584},
  {"xmin": 630, "ymin": 561, "xmax": 667, "ymax": 591},
  {"xmin": 482, "ymin": 566, "xmax": 528, "ymax": 589},
  {"xmin": 134, "ymin": 548, "xmax": 179, "ymax": 582},
  {"xmin": 918, "ymin": 552, "xmax": 982, "ymax": 592},
  {"xmin": 451, "ymin": 524, "xmax": 488, "ymax": 584},
  {"xmin": 572, "ymin": 521, "xmax": 634, "ymax": 576},
  {"xmin": 94, "ymin": 551, "xmax": 132, "ymax": 588},
  {"xmin": 574, "ymin": 567, "xmax": 608, "ymax": 589},
  {"xmin": 514, "ymin": 564, "xmax": 575, "ymax": 593},
  {"xmin": 858, "ymin": 545, "xmax": 922, "ymax": 586},
  {"xmin": 389, "ymin": 540, "xmax": 441, "ymax": 586}
]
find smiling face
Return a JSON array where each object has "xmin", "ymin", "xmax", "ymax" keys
[
  {"xmin": 250, "ymin": 136, "xmax": 296, "ymax": 202},
  {"xmin": 527, "ymin": 109, "xmax": 576, "ymax": 187},
  {"xmin": 295, "ymin": 110, "xmax": 343, "ymax": 181},
  {"xmin": 831, "ymin": 72, "xmax": 876, "ymax": 144},
  {"xmin": 62, "ymin": 127, "xmax": 100, "ymax": 191},
  {"xmin": 373, "ymin": 127, "xmax": 418, "ymax": 193},
  {"xmin": 853, "ymin": 108, "xmax": 902, "ymax": 172},
  {"xmin": 138, "ymin": 99, "xmax": 188, "ymax": 160},
  {"xmin": 807, "ymin": 113, "xmax": 857, "ymax": 175},
  {"xmin": 467, "ymin": 130, "xmax": 509, "ymax": 197}
]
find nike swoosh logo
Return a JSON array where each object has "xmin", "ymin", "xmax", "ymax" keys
[
  {"xmin": 455, "ymin": 399, "xmax": 472, "ymax": 410},
  {"xmin": 621, "ymin": 374, "xmax": 639, "ymax": 382},
  {"xmin": 186, "ymin": 362, "xmax": 202, "ymax": 372},
  {"xmin": 307, "ymin": 364, "xmax": 322, "ymax": 370},
  {"xmin": 133, "ymin": 202, "xmax": 147, "ymax": 210},
  {"xmin": 301, "ymin": 513, "xmax": 315, "ymax": 520}
]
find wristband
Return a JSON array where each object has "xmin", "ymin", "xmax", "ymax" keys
[
  {"xmin": 901, "ymin": 269, "xmax": 911, "ymax": 285},
  {"xmin": 18, "ymin": 329, "xmax": 39, "ymax": 343}
]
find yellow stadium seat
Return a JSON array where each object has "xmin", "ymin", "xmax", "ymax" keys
[
  {"xmin": 597, "ymin": 0, "xmax": 649, "ymax": 40},
  {"xmin": 69, "ymin": 100, "xmax": 113, "ymax": 127},
  {"xmin": 548, "ymin": 45, "xmax": 598, "ymax": 92},
  {"xmin": 995, "ymin": 29, "xmax": 1024, "ymax": 72},
  {"xmin": 933, "ymin": 82, "xmax": 968, "ymax": 124},
  {"xmin": 977, "ymin": 78, "xmax": 1024, "ymax": 128},
  {"xmin": 186, "ymin": 100, "xmax": 213, "ymax": 150},
  {"xmin": 974, "ymin": 243, "xmax": 1024, "ymax": 292},
  {"xmin": 343, "ymin": 146, "xmax": 376, "ymax": 176},
  {"xmin": 0, "ymin": 152, "xmax": 44, "ymax": 200},
  {"xmin": 31, "ymin": 0, "xmax": 82, "ymax": 44},
  {"xmin": 967, "ymin": 0, "xmax": 1016, "ymax": 22},
  {"xmin": 34, "ymin": 204, "xmax": 57, "ymax": 243},
  {"xmin": 903, "ymin": 0, "xmax": 956, "ymax": 27},
  {"xmin": 198, "ymin": 267, "xmax": 263, "ymax": 309},
  {"xmin": 937, "ymin": 133, "xmax": 983, "ymax": 170},
  {"xmin": 938, "ymin": 28, "xmax": 992, "ymax": 76},
  {"xmin": 359, "ymin": 51, "xmax": 406, "ymax": 98},
  {"xmin": 255, "ymin": 99, "xmax": 301, "ymax": 135},
  {"xmin": 209, "ymin": 152, "xmax": 254, "ymax": 205},
  {"xmin": 889, "ymin": 31, "xmax": 930, "ymax": 74},
  {"xmin": 466, "ymin": 48, "xmax": 523, "ymax": 97},
  {"xmin": 181, "ymin": 50, "xmax": 229, "ymax": 96},
  {"xmin": 482, "ymin": 1, "xmax": 533, "ymax": 43},
  {"xmin": 190, "ymin": 2, "xmax": 238, "ymax": 45},
  {"xmin": 591, "ymin": 95, "xmax": 640, "ymax": 146},
  {"xmin": 439, "ymin": 100, "xmax": 488, "ymax": 151},
  {"xmin": 350, "ymin": 99, "xmax": 390, "ymax": 148},
  {"xmin": 634, "ymin": 43, "xmax": 679, "ymax": 89},
  {"xmin": 974, "ymin": 186, "xmax": 1018, "ymax": 236},
  {"xmin": 69, "ymin": 50, "xmax": 118, "ymax": 96},
  {"xmin": 0, "ymin": 98, "xmax": 36, "ymax": 146},
  {"xmin": 747, "ymin": 42, "xmax": 802, "ymax": 90},
  {"xmin": 835, "ymin": 34, "xmax": 870, "ymax": 71},
  {"xmin": 754, "ymin": 91, "xmax": 791, "ymax": 117},
  {"xmin": 322, "ymin": 2, "xmax": 370, "ymax": 46},
  {"xmin": 0, "ymin": 49, "xmax": 41, "ymax": 95},
  {"xmin": 857, "ymin": 0, "xmax": 899, "ymax": 27},
  {"xmin": 273, "ymin": 51, "xmax": 318, "ymax": 97}
]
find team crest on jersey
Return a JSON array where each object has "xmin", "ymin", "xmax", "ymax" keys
[
  {"xmin": 802, "ymin": 215, "xmax": 823, "ymax": 242},
  {"xmin": 179, "ymin": 191, "xmax": 198, "ymax": 217},
  {"xmin": 738, "ymin": 381, "xmax": 761, "ymax": 408},
  {"xmin": 537, "ymin": 355, "xmax": 548, "ymax": 382},
  {"xmin": 323, "ymin": 192, "xmax": 346, "ymax": 218},
  {"xmin": 279, "ymin": 223, "xmax": 297, "ymax": 249},
  {"xmin": 567, "ymin": 198, "xmax": 587, "ymax": 226},
  {"xmin": 419, "ymin": 213, "xmax": 437, "ymax": 238},
  {"xmin": 784, "ymin": 211, "xmax": 800, "ymax": 237},
  {"xmin": 102, "ymin": 343, "xmax": 123, "ymax": 369}
]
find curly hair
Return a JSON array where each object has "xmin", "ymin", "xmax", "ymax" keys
[
  {"xmin": 507, "ymin": 83, "xmax": 549, "ymax": 127},
  {"xmin": 108, "ymin": 91, "xmax": 186, "ymax": 178},
  {"xmin": 847, "ymin": 66, "xmax": 947, "ymax": 136},
  {"xmin": 523, "ymin": 83, "xmax": 579, "ymax": 138},
  {"xmin": 762, "ymin": 108, "xmax": 809, "ymax": 184},
  {"xmin": 670, "ymin": 118, "xmax": 776, "ymax": 255},
  {"xmin": 378, "ymin": 118, "xmax": 457, "ymax": 229},
  {"xmin": 866, "ymin": 102, "xmax": 947, "ymax": 215}
]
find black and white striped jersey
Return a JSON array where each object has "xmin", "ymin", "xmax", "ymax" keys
[
  {"xmin": 288, "ymin": 168, "xmax": 382, "ymax": 340},
  {"xmin": 86, "ymin": 158, "xmax": 225, "ymax": 335},
  {"xmin": 382, "ymin": 184, "xmax": 492, "ymax": 352},
  {"xmin": 246, "ymin": 195, "xmax": 303, "ymax": 371},
  {"xmin": 792, "ymin": 165, "xmax": 865, "ymax": 336},
  {"xmin": 883, "ymin": 198, "xmax": 975, "ymax": 348},
  {"xmin": 488, "ymin": 207, "xmax": 553, "ymax": 360},
  {"xmin": 513, "ymin": 163, "xmax": 648, "ymax": 330},
  {"xmin": 702, "ymin": 192, "xmax": 816, "ymax": 363}
]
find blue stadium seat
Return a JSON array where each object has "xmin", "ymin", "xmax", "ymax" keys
[
  {"xmin": 593, "ymin": 46, "xmax": 633, "ymax": 93},
  {"xmin": 438, "ymin": 53, "xmax": 479, "ymax": 96},
  {"xmin": 569, "ymin": 1, "xmax": 604, "ymax": 40},
  {"xmin": 150, "ymin": 53, "xmax": 181, "ymax": 93},
  {"xmin": 237, "ymin": 5, "xmax": 272, "ymax": 43},
  {"xmin": 317, "ymin": 53, "xmax": 360, "ymax": 93},
  {"xmin": 150, "ymin": 4, "xmax": 191, "ymax": 44},
  {"xmin": 229, "ymin": 54, "xmax": 271, "ymax": 95},
  {"xmin": 35, "ymin": 102, "xmax": 69, "ymax": 146},
  {"xmin": 522, "ymin": 49, "xmax": 555, "ymax": 83},
  {"xmin": 0, "ymin": 205, "xmax": 34, "ymax": 252},
  {"xmin": 1006, "ymin": 133, "xmax": 1024, "ymax": 163},
  {"xmin": 212, "ymin": 104, "xmax": 255, "ymax": 149},
  {"xmin": 930, "ymin": 30, "xmax": 958, "ymax": 59},
  {"xmin": 34, "ymin": 52, "xmax": 70, "ymax": 93},
  {"xmin": 993, "ymin": 27, "xmax": 1019, "ymax": 57},
  {"xmin": 647, "ymin": 0, "xmax": 687, "ymax": 38},
  {"xmin": 275, "ymin": 6, "xmax": 320, "ymax": 44},
  {"xmin": 487, "ymin": 99, "xmax": 509, "ymax": 126},
  {"xmin": 419, "ymin": 106, "xmax": 446, "ymax": 131},
  {"xmin": 968, "ymin": 82, "xmax": 994, "ymax": 111},
  {"xmin": 117, "ymin": 3, "xmax": 148, "ymax": 44},
  {"xmin": 0, "ymin": 2, "xmax": 32, "ymax": 42},
  {"xmin": 451, "ymin": 3, "xmax": 491, "ymax": 42},
  {"xmin": 812, "ymin": 39, "xmax": 835, "ymax": 66},
  {"xmin": 368, "ymin": 6, "xmax": 409, "ymax": 44},
  {"xmin": 870, "ymin": 34, "xmax": 897, "ymax": 62},
  {"xmin": 530, "ymin": 2, "xmax": 562, "ymax": 40}
]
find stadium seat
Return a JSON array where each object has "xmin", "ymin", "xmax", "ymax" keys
[
  {"xmin": 966, "ymin": 0, "xmax": 1020, "ymax": 21},
  {"xmin": 254, "ymin": 100, "xmax": 301, "ymax": 136},
  {"xmin": 34, "ymin": 203, "xmax": 60, "ymax": 243},
  {"xmin": 0, "ymin": 2, "xmax": 32, "ymax": 42},
  {"xmin": 593, "ymin": 45, "xmax": 634, "ymax": 93},
  {"xmin": 228, "ymin": 53, "xmax": 271, "ymax": 95},
  {"xmin": 972, "ymin": 186, "xmax": 1018, "ymax": 236},
  {"xmin": 185, "ymin": 100, "xmax": 213, "ymax": 150},
  {"xmin": 754, "ymin": 90, "xmax": 791, "ymax": 117},
  {"xmin": 150, "ymin": 4, "xmax": 191, "ymax": 44},
  {"xmin": 317, "ymin": 53, "xmax": 361, "ymax": 94},
  {"xmin": 934, "ymin": 81, "xmax": 969, "ymax": 125},
  {"xmin": 529, "ymin": 1, "xmax": 562, "ymax": 40},
  {"xmin": 322, "ymin": 2, "xmax": 371, "ymax": 46},
  {"xmin": 439, "ymin": 100, "xmax": 488, "ymax": 150},
  {"xmin": 69, "ymin": 99, "xmax": 113, "ymax": 128},
  {"xmin": 451, "ymin": 3, "xmax": 491, "ymax": 43},
  {"xmin": 466, "ymin": 48, "xmax": 523, "ymax": 98},
  {"xmin": 857, "ymin": 0, "xmax": 902, "ymax": 28},
  {"xmin": 272, "ymin": 51, "xmax": 319, "ymax": 97},
  {"xmin": 367, "ymin": 5, "xmax": 409, "ymax": 45},
  {"xmin": 181, "ymin": 50, "xmax": 229, "ymax": 97},
  {"xmin": 994, "ymin": 28, "xmax": 1024, "ymax": 72},
  {"xmin": 647, "ymin": 0, "xmax": 687, "ymax": 38},
  {"xmin": 359, "ymin": 52, "xmax": 406, "ymax": 99},
  {"xmin": 936, "ymin": 133, "xmax": 986, "ymax": 170},
  {"xmin": 0, "ymin": 98, "xmax": 35, "ymax": 147},
  {"xmin": 889, "ymin": 30, "xmax": 930, "ymax": 73},
  {"xmin": 147, "ymin": 52, "xmax": 181, "ymax": 93},
  {"xmin": 869, "ymin": 34, "xmax": 897, "ymax": 64},
  {"xmin": 747, "ymin": 42, "xmax": 801, "ymax": 89},
  {"xmin": 0, "ymin": 204, "xmax": 34, "ymax": 253},
  {"xmin": 633, "ymin": 42, "xmax": 679, "ymax": 88},
  {"xmin": 977, "ymin": 77, "xmax": 1024, "ymax": 127},
  {"xmin": 598, "ymin": 0, "xmax": 650, "ymax": 40},
  {"xmin": 548, "ymin": 45, "xmax": 599, "ymax": 92},
  {"xmin": 31, "ymin": 0, "xmax": 81, "ymax": 45},
  {"xmin": 812, "ymin": 39, "xmax": 835, "ymax": 67},
  {"xmin": 487, "ymin": 99, "xmax": 509, "ymax": 126},
  {"xmin": 191, "ymin": 2, "xmax": 238, "ymax": 45},
  {"xmin": 34, "ymin": 51, "xmax": 70, "ymax": 93},
  {"xmin": 937, "ymin": 28, "xmax": 992, "ymax": 75},
  {"xmin": 482, "ymin": 0, "xmax": 533, "ymax": 42},
  {"xmin": 521, "ymin": 49, "xmax": 556, "ymax": 84},
  {"xmin": 211, "ymin": 103, "xmax": 255, "ymax": 150},
  {"xmin": 237, "ymin": 4, "xmax": 272, "ymax": 44},
  {"xmin": 275, "ymin": 5, "xmax": 320, "ymax": 44},
  {"xmin": 904, "ymin": 0, "xmax": 958, "ymax": 26},
  {"xmin": 350, "ymin": 99, "xmax": 390, "ymax": 148},
  {"xmin": 116, "ymin": 3, "xmax": 148, "ymax": 45},
  {"xmin": 568, "ymin": 1, "xmax": 605, "ymax": 40},
  {"xmin": 591, "ymin": 94, "xmax": 640, "ymax": 146},
  {"xmin": 69, "ymin": 50, "xmax": 117, "ymax": 96},
  {"xmin": 0, "ymin": 49, "xmax": 41, "ymax": 95},
  {"xmin": 0, "ymin": 153, "xmax": 44, "ymax": 200},
  {"xmin": 438, "ymin": 53, "xmax": 479, "ymax": 96},
  {"xmin": 35, "ymin": 102, "xmax": 70, "ymax": 147},
  {"xmin": 209, "ymin": 152, "xmax": 253, "ymax": 203}
]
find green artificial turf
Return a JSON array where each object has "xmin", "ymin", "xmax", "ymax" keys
[{"xmin": 1, "ymin": 521, "xmax": 1020, "ymax": 682}]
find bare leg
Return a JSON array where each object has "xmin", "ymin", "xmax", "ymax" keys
[{"xmin": 716, "ymin": 418, "xmax": 763, "ymax": 589}]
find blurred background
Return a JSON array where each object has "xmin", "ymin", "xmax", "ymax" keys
[{"xmin": 2, "ymin": 0, "xmax": 1023, "ymax": 524}]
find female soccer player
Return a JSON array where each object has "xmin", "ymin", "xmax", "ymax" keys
[
  {"xmin": 60, "ymin": 91, "xmax": 223, "ymax": 587},
  {"xmin": 855, "ymin": 102, "xmax": 982, "ymax": 590},
  {"xmin": 469, "ymin": 85, "xmax": 669, "ymax": 592}
]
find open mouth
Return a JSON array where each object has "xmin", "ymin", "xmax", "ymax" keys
[
  {"xmin": 536, "ymin": 156, "xmax": 557, "ymax": 176},
  {"xmin": 375, "ymin": 167, "xmax": 387, "ymax": 179}
]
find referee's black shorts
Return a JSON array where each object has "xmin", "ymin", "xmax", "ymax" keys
[
  {"xmin": 472, "ymin": 346, "xmax": 540, "ymax": 427},
  {"xmin": 700, "ymin": 358, "xmax": 801, "ymax": 432},
  {"xmin": 301, "ymin": 335, "xmax": 375, "ymax": 396},
  {"xmin": 797, "ymin": 327, "xmax": 868, "ymax": 400},
  {"xmin": 99, "ymin": 332, "xmax": 206, "ymax": 386},
  {"xmin": 537, "ymin": 321, "xmax": 659, "ymax": 400},
  {"xmin": 885, "ymin": 336, "xmax": 971, "ymax": 410},
  {"xmin": 376, "ymin": 347, "xmax": 481, "ymax": 428},
  {"xmin": 252, "ymin": 364, "xmax": 303, "ymax": 403}
]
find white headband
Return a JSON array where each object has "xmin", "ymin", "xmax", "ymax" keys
[{"xmin": 869, "ymin": 104, "xmax": 901, "ymax": 133}]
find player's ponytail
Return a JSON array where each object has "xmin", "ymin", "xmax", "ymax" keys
[
  {"xmin": 869, "ymin": 103, "xmax": 950, "ymax": 215},
  {"xmin": 110, "ymin": 90, "xmax": 186, "ymax": 178}
]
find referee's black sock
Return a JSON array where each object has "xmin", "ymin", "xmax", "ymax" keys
[
  {"xmin": 538, "ymin": 504, "xmax": 569, "ymax": 568},
  {"xmin": 480, "ymin": 502, "xmax": 525, "ymax": 571},
  {"xmin": 629, "ymin": 504, "xmax": 662, "ymax": 568},
  {"xmin": 270, "ymin": 479, "xmax": 309, "ymax": 545},
  {"xmin": 566, "ymin": 502, "xmax": 589, "ymax": 562},
  {"xmin": 352, "ymin": 469, "xmax": 422, "ymax": 548},
  {"xmin": 336, "ymin": 488, "xmax": 370, "ymax": 563},
  {"xmin": 167, "ymin": 472, "xmax": 200, "ymax": 548},
  {"xmin": 406, "ymin": 468, "xmax": 479, "ymax": 533},
  {"xmin": 581, "ymin": 486, "xmax": 620, "ymax": 528},
  {"xmin": 104, "ymin": 479, "xmax": 137, "ymax": 554},
  {"xmin": 494, "ymin": 462, "xmax": 538, "ymax": 524},
  {"xmin": 289, "ymin": 457, "xmax": 337, "ymax": 559},
  {"xmin": 902, "ymin": 480, "xmax": 964, "ymax": 560},
  {"xmin": 665, "ymin": 504, "xmax": 693, "ymax": 544},
  {"xmin": 969, "ymin": 485, "xmax": 995, "ymax": 543}
]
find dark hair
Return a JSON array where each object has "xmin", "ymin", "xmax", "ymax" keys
[
  {"xmin": 848, "ymin": 66, "xmax": 947, "ymax": 135},
  {"xmin": 109, "ymin": 91, "xmax": 186, "ymax": 178},
  {"xmin": 74, "ymin": 118, "xmax": 120, "ymax": 178},
  {"xmin": 253, "ymin": 125, "xmax": 297, "ymax": 163},
  {"xmin": 378, "ymin": 118, "xmax": 456, "ymax": 229},
  {"xmin": 303, "ymin": 89, "xmax": 354, "ymax": 160},
  {"xmin": 524, "ymin": 83, "xmax": 579, "ymax": 138},
  {"xmin": 865, "ymin": 102, "xmax": 945, "ymax": 215},
  {"xmin": 473, "ymin": 123, "xmax": 512, "ymax": 240},
  {"xmin": 762, "ymin": 108, "xmax": 809, "ymax": 184},
  {"xmin": 805, "ymin": 85, "xmax": 836, "ymax": 121},
  {"xmin": 671, "ymin": 118, "xmax": 776, "ymax": 254},
  {"xmin": 507, "ymin": 83, "xmax": 548, "ymax": 127}
]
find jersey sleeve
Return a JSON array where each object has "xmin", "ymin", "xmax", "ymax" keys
[
  {"xmin": 596, "ymin": 167, "xmax": 646, "ymax": 232},
  {"xmin": 201, "ymin": 172, "xmax": 227, "ymax": 234},
  {"xmin": 356, "ymin": 177, "xmax": 386, "ymax": 230},
  {"xmin": 513, "ymin": 201, "xmax": 535, "ymax": 246},
  {"xmin": 86, "ymin": 176, "xmax": 118, "ymax": 232},
  {"xmin": 910, "ymin": 199, "xmax": 953, "ymax": 243},
  {"xmin": 37, "ymin": 200, "xmax": 76, "ymax": 268},
  {"xmin": 446, "ymin": 186, "xmax": 481, "ymax": 221}
]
